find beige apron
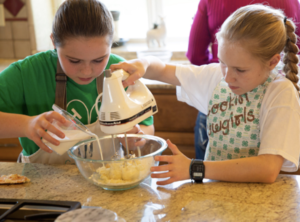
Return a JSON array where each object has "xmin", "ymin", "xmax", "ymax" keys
[{"xmin": 19, "ymin": 60, "xmax": 105, "ymax": 164}]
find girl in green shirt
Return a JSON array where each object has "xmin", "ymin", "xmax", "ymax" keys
[{"xmin": 0, "ymin": 0, "xmax": 154, "ymax": 164}]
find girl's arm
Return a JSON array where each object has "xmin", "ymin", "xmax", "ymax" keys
[
  {"xmin": 139, "ymin": 124, "xmax": 155, "ymax": 135},
  {"xmin": 0, "ymin": 111, "xmax": 67, "ymax": 153},
  {"xmin": 204, "ymin": 154, "xmax": 283, "ymax": 183},
  {"xmin": 151, "ymin": 140, "xmax": 284, "ymax": 185},
  {"xmin": 0, "ymin": 112, "xmax": 31, "ymax": 138},
  {"xmin": 110, "ymin": 56, "xmax": 180, "ymax": 87}
]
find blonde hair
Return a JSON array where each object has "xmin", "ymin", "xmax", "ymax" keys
[{"xmin": 216, "ymin": 4, "xmax": 299, "ymax": 92}]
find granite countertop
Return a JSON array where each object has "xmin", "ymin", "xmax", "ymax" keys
[{"xmin": 1, "ymin": 162, "xmax": 300, "ymax": 221}]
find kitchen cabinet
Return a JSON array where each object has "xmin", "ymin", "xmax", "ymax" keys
[
  {"xmin": 149, "ymin": 87, "xmax": 198, "ymax": 159},
  {"xmin": 0, "ymin": 138, "xmax": 22, "ymax": 162}
]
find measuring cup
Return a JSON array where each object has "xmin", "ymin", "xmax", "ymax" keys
[{"xmin": 42, "ymin": 105, "xmax": 94, "ymax": 155}]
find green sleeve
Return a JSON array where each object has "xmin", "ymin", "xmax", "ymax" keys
[
  {"xmin": 139, "ymin": 116, "xmax": 154, "ymax": 126},
  {"xmin": 0, "ymin": 63, "xmax": 26, "ymax": 114}
]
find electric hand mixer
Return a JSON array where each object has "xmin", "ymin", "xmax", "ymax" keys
[{"xmin": 95, "ymin": 69, "xmax": 158, "ymax": 158}]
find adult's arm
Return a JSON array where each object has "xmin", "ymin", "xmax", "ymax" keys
[{"xmin": 186, "ymin": 0, "xmax": 211, "ymax": 65}]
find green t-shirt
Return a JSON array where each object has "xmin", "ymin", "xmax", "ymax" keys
[{"xmin": 0, "ymin": 50, "xmax": 153, "ymax": 156}]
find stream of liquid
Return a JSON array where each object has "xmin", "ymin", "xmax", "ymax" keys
[{"xmin": 89, "ymin": 132, "xmax": 103, "ymax": 160}]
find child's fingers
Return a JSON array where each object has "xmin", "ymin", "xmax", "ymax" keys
[
  {"xmin": 41, "ymin": 132, "xmax": 60, "ymax": 146},
  {"xmin": 44, "ymin": 111, "xmax": 66, "ymax": 123},
  {"xmin": 46, "ymin": 124, "xmax": 65, "ymax": 139},
  {"xmin": 154, "ymin": 155, "xmax": 174, "ymax": 163},
  {"xmin": 122, "ymin": 75, "xmax": 138, "ymax": 88},
  {"xmin": 151, "ymin": 171, "xmax": 172, "ymax": 179},
  {"xmin": 110, "ymin": 62, "xmax": 144, "ymax": 88},
  {"xmin": 151, "ymin": 164, "xmax": 170, "ymax": 172},
  {"xmin": 44, "ymin": 111, "xmax": 72, "ymax": 128},
  {"xmin": 32, "ymin": 137, "xmax": 53, "ymax": 153},
  {"xmin": 125, "ymin": 124, "xmax": 140, "ymax": 134},
  {"xmin": 135, "ymin": 138, "xmax": 146, "ymax": 147},
  {"xmin": 110, "ymin": 62, "xmax": 135, "ymax": 74},
  {"xmin": 38, "ymin": 117, "xmax": 65, "ymax": 139},
  {"xmin": 166, "ymin": 139, "xmax": 181, "ymax": 155},
  {"xmin": 109, "ymin": 62, "xmax": 123, "ymax": 72}
]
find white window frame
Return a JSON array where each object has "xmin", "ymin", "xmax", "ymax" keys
[{"xmin": 129, "ymin": 0, "xmax": 195, "ymax": 44}]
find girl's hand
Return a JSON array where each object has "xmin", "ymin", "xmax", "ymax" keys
[
  {"xmin": 118, "ymin": 124, "xmax": 146, "ymax": 150},
  {"xmin": 110, "ymin": 59, "xmax": 148, "ymax": 88},
  {"xmin": 126, "ymin": 124, "xmax": 146, "ymax": 147},
  {"xmin": 24, "ymin": 111, "xmax": 69, "ymax": 153},
  {"xmin": 150, "ymin": 140, "xmax": 192, "ymax": 185}
]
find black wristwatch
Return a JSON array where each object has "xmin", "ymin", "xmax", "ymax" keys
[{"xmin": 190, "ymin": 159, "xmax": 205, "ymax": 183}]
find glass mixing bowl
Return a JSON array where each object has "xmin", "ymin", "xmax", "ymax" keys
[{"xmin": 68, "ymin": 134, "xmax": 167, "ymax": 191}]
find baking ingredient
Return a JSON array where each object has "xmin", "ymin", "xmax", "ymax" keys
[{"xmin": 90, "ymin": 156, "xmax": 154, "ymax": 185}]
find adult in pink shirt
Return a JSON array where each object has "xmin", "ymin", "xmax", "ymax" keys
[
  {"xmin": 187, "ymin": 0, "xmax": 300, "ymax": 65},
  {"xmin": 187, "ymin": 0, "xmax": 300, "ymax": 160}
]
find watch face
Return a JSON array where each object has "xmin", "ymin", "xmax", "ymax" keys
[
  {"xmin": 193, "ymin": 172, "xmax": 203, "ymax": 177},
  {"xmin": 192, "ymin": 165, "xmax": 204, "ymax": 172},
  {"xmin": 192, "ymin": 163, "xmax": 204, "ymax": 180}
]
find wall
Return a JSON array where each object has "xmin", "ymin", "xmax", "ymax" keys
[
  {"xmin": 30, "ymin": 0, "xmax": 57, "ymax": 52},
  {"xmin": 0, "ymin": 0, "xmax": 62, "ymax": 59},
  {"xmin": 0, "ymin": 0, "xmax": 36, "ymax": 59}
]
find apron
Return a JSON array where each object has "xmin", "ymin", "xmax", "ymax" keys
[
  {"xmin": 204, "ymin": 72, "xmax": 278, "ymax": 161},
  {"xmin": 19, "ymin": 60, "xmax": 106, "ymax": 164}
]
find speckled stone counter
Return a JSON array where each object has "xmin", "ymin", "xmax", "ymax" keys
[{"xmin": 1, "ymin": 162, "xmax": 300, "ymax": 221}]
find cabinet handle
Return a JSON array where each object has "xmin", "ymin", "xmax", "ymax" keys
[{"xmin": 0, "ymin": 143, "xmax": 18, "ymax": 147}]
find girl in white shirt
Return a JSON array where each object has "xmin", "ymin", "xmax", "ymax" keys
[{"xmin": 111, "ymin": 4, "xmax": 300, "ymax": 184}]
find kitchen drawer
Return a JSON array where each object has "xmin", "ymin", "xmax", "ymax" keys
[
  {"xmin": 152, "ymin": 94, "xmax": 198, "ymax": 132},
  {"xmin": 0, "ymin": 138, "xmax": 22, "ymax": 162}
]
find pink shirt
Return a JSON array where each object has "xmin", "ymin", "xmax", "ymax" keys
[{"xmin": 186, "ymin": 0, "xmax": 300, "ymax": 65}]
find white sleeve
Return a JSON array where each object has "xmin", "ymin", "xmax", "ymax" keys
[
  {"xmin": 259, "ymin": 77, "xmax": 300, "ymax": 172},
  {"xmin": 175, "ymin": 63, "xmax": 222, "ymax": 114}
]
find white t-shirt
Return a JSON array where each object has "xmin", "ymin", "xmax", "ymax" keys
[{"xmin": 176, "ymin": 63, "xmax": 300, "ymax": 172}]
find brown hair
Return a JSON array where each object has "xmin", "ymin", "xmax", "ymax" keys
[
  {"xmin": 52, "ymin": 0, "xmax": 114, "ymax": 47},
  {"xmin": 216, "ymin": 4, "xmax": 299, "ymax": 92}
]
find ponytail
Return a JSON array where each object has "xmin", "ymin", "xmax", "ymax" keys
[{"xmin": 283, "ymin": 18, "xmax": 299, "ymax": 92}]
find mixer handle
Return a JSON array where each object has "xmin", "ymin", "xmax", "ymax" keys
[
  {"xmin": 94, "ymin": 69, "xmax": 111, "ymax": 117},
  {"xmin": 94, "ymin": 69, "xmax": 132, "ymax": 119}
]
